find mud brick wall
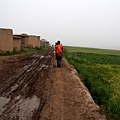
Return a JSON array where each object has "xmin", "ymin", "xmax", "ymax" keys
[
  {"xmin": 0, "ymin": 28, "xmax": 13, "ymax": 51},
  {"xmin": 27, "ymin": 36, "xmax": 40, "ymax": 48},
  {"xmin": 20, "ymin": 34, "xmax": 28, "ymax": 48},
  {"xmin": 13, "ymin": 36, "xmax": 21, "ymax": 51}
]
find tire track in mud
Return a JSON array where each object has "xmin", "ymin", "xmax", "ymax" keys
[{"xmin": 0, "ymin": 48, "xmax": 54, "ymax": 120}]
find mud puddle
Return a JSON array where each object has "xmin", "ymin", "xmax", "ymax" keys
[
  {"xmin": 0, "ymin": 95, "xmax": 40, "ymax": 119},
  {"xmin": 0, "ymin": 97, "xmax": 10, "ymax": 116}
]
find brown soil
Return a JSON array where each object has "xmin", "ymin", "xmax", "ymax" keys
[{"xmin": 0, "ymin": 48, "xmax": 106, "ymax": 120}]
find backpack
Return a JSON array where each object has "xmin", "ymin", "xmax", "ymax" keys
[{"xmin": 57, "ymin": 45, "xmax": 63, "ymax": 58}]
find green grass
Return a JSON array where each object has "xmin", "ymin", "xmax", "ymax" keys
[
  {"xmin": 0, "ymin": 44, "xmax": 50, "ymax": 56},
  {"xmin": 64, "ymin": 46, "xmax": 120, "ymax": 120},
  {"xmin": 0, "ymin": 49, "xmax": 24, "ymax": 56}
]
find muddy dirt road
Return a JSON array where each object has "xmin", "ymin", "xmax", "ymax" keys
[{"xmin": 0, "ymin": 48, "xmax": 106, "ymax": 120}]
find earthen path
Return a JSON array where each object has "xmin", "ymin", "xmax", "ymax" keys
[{"xmin": 0, "ymin": 48, "xmax": 106, "ymax": 120}]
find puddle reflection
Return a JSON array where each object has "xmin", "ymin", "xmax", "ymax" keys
[{"xmin": 0, "ymin": 97, "xmax": 10, "ymax": 115}]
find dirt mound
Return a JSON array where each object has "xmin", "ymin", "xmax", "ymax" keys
[{"xmin": 0, "ymin": 48, "xmax": 106, "ymax": 120}]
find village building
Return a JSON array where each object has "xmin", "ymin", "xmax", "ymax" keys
[
  {"xmin": 13, "ymin": 35, "xmax": 21, "ymax": 51},
  {"xmin": 20, "ymin": 34, "xmax": 40, "ymax": 48},
  {"xmin": 27, "ymin": 35, "xmax": 40, "ymax": 48},
  {"xmin": 20, "ymin": 33, "xmax": 28, "ymax": 48},
  {"xmin": 0, "ymin": 28, "xmax": 41, "ymax": 52},
  {"xmin": 0, "ymin": 28, "xmax": 13, "ymax": 51},
  {"xmin": 41, "ymin": 39, "xmax": 50, "ymax": 46}
]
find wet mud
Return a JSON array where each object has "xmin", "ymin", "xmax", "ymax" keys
[{"xmin": 0, "ymin": 48, "xmax": 53, "ymax": 120}]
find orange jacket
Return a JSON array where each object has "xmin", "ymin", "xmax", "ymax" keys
[{"xmin": 56, "ymin": 44, "xmax": 63, "ymax": 54}]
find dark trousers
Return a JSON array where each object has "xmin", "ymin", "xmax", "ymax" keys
[{"xmin": 56, "ymin": 54, "xmax": 62, "ymax": 68}]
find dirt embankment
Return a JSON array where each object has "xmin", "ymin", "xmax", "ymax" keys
[{"xmin": 0, "ymin": 48, "xmax": 106, "ymax": 120}]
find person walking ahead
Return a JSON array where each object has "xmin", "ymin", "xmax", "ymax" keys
[{"xmin": 55, "ymin": 41, "xmax": 63, "ymax": 68}]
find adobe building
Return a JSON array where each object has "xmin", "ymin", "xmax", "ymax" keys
[
  {"xmin": 27, "ymin": 35, "xmax": 40, "ymax": 48},
  {"xmin": 0, "ymin": 28, "xmax": 41, "ymax": 52},
  {"xmin": 0, "ymin": 28, "xmax": 13, "ymax": 51},
  {"xmin": 20, "ymin": 34, "xmax": 40, "ymax": 48},
  {"xmin": 20, "ymin": 34, "xmax": 28, "ymax": 48},
  {"xmin": 41, "ymin": 39, "xmax": 50, "ymax": 46},
  {"xmin": 13, "ymin": 35, "xmax": 21, "ymax": 51}
]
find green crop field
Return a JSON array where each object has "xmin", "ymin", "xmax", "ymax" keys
[
  {"xmin": 64, "ymin": 46, "xmax": 120, "ymax": 56},
  {"xmin": 64, "ymin": 46, "xmax": 120, "ymax": 120}
]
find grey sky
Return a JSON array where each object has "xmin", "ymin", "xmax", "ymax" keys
[{"xmin": 1, "ymin": 0, "xmax": 120, "ymax": 50}]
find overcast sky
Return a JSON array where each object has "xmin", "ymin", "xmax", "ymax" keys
[{"xmin": 0, "ymin": 0, "xmax": 120, "ymax": 50}]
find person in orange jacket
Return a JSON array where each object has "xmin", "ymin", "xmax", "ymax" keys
[{"xmin": 55, "ymin": 40, "xmax": 63, "ymax": 68}]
